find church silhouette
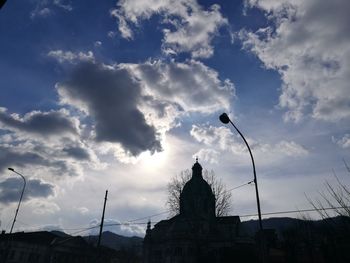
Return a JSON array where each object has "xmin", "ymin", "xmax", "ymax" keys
[{"xmin": 143, "ymin": 160, "xmax": 256, "ymax": 263}]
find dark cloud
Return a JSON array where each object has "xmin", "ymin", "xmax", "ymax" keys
[
  {"xmin": 0, "ymin": 109, "xmax": 77, "ymax": 137},
  {"xmin": 0, "ymin": 146, "xmax": 73, "ymax": 176},
  {"xmin": 0, "ymin": 177, "xmax": 54, "ymax": 204},
  {"xmin": 0, "ymin": 146, "xmax": 52, "ymax": 172},
  {"xmin": 62, "ymin": 146, "xmax": 90, "ymax": 160},
  {"xmin": 57, "ymin": 62, "xmax": 162, "ymax": 156}
]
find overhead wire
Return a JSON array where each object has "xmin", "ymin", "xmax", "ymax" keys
[
  {"xmin": 9, "ymin": 181, "xmax": 349, "ymax": 235},
  {"xmin": 224, "ymin": 180, "xmax": 254, "ymax": 193},
  {"xmin": 9, "ymin": 206, "xmax": 350, "ymax": 237},
  {"xmin": 239, "ymin": 206, "xmax": 350, "ymax": 218},
  {"xmin": 4, "ymin": 180, "xmax": 255, "ymax": 234}
]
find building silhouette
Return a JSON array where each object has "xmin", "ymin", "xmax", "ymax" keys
[
  {"xmin": 0, "ymin": 231, "xmax": 120, "ymax": 263},
  {"xmin": 143, "ymin": 160, "xmax": 255, "ymax": 263}
]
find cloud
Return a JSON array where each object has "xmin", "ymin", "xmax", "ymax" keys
[
  {"xmin": 0, "ymin": 145, "xmax": 71, "ymax": 174},
  {"xmin": 241, "ymin": 0, "xmax": 350, "ymax": 122},
  {"xmin": 48, "ymin": 50, "xmax": 94, "ymax": 64},
  {"xmin": 56, "ymin": 61, "xmax": 162, "ymax": 156},
  {"xmin": 273, "ymin": 140, "xmax": 308, "ymax": 157},
  {"xmin": 112, "ymin": 0, "xmax": 227, "ymax": 58},
  {"xmin": 30, "ymin": 199, "xmax": 61, "ymax": 214},
  {"xmin": 31, "ymin": 7, "xmax": 51, "ymax": 19},
  {"xmin": 89, "ymin": 218, "xmax": 145, "ymax": 237},
  {"xmin": 53, "ymin": 0, "xmax": 72, "ymax": 11},
  {"xmin": 130, "ymin": 59, "xmax": 234, "ymax": 114},
  {"xmin": 94, "ymin": 41, "xmax": 102, "ymax": 47},
  {"xmin": 0, "ymin": 53, "xmax": 234, "ymax": 173},
  {"xmin": 191, "ymin": 124, "xmax": 244, "ymax": 154},
  {"xmin": 0, "ymin": 123, "xmax": 100, "ymax": 177},
  {"xmin": 55, "ymin": 58, "xmax": 233, "ymax": 157},
  {"xmin": 77, "ymin": 206, "xmax": 89, "ymax": 215},
  {"xmin": 30, "ymin": 0, "xmax": 73, "ymax": 19},
  {"xmin": 193, "ymin": 149, "xmax": 220, "ymax": 164},
  {"xmin": 190, "ymin": 123, "xmax": 308, "ymax": 160},
  {"xmin": 0, "ymin": 177, "xmax": 54, "ymax": 204},
  {"xmin": 0, "ymin": 108, "xmax": 78, "ymax": 137},
  {"xmin": 333, "ymin": 134, "xmax": 350, "ymax": 149},
  {"xmin": 62, "ymin": 146, "xmax": 91, "ymax": 160}
]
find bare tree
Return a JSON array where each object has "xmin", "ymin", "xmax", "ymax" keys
[
  {"xmin": 306, "ymin": 159, "xmax": 350, "ymax": 219},
  {"xmin": 166, "ymin": 169, "xmax": 232, "ymax": 217}
]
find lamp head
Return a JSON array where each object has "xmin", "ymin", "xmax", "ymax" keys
[
  {"xmin": 219, "ymin": 113, "xmax": 230, "ymax": 124},
  {"xmin": 8, "ymin": 167, "xmax": 14, "ymax": 172}
]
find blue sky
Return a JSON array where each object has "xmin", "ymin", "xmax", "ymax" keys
[{"xmin": 0, "ymin": 0, "xmax": 349, "ymax": 236}]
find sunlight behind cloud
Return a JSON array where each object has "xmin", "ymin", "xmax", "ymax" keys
[{"xmin": 138, "ymin": 141, "xmax": 170, "ymax": 171}]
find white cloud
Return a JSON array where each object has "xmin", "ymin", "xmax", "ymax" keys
[
  {"xmin": 241, "ymin": 0, "xmax": 350, "ymax": 122},
  {"xmin": 190, "ymin": 123, "xmax": 308, "ymax": 159},
  {"xmin": 53, "ymin": 0, "xmax": 73, "ymax": 11},
  {"xmin": 274, "ymin": 140, "xmax": 308, "ymax": 157},
  {"xmin": 29, "ymin": 200, "xmax": 61, "ymax": 215},
  {"xmin": 193, "ymin": 149, "xmax": 220, "ymax": 164},
  {"xmin": 94, "ymin": 41, "xmax": 102, "ymax": 47},
  {"xmin": 31, "ymin": 0, "xmax": 73, "ymax": 19},
  {"xmin": 333, "ymin": 134, "xmax": 350, "ymax": 149},
  {"xmin": 111, "ymin": 11, "xmax": 133, "ymax": 39},
  {"xmin": 112, "ymin": 0, "xmax": 227, "ymax": 58},
  {"xmin": 77, "ymin": 206, "xmax": 89, "ymax": 215},
  {"xmin": 107, "ymin": 31, "xmax": 117, "ymax": 38},
  {"xmin": 244, "ymin": 0, "xmax": 297, "ymax": 13},
  {"xmin": 130, "ymin": 59, "xmax": 234, "ymax": 115},
  {"xmin": 48, "ymin": 50, "xmax": 95, "ymax": 64},
  {"xmin": 31, "ymin": 7, "xmax": 51, "ymax": 19},
  {"xmin": 190, "ymin": 124, "xmax": 245, "ymax": 154}
]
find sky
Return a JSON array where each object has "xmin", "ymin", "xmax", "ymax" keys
[{"xmin": 0, "ymin": 0, "xmax": 349, "ymax": 237}]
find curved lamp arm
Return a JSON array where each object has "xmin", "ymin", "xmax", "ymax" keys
[
  {"xmin": 8, "ymin": 168, "xmax": 27, "ymax": 234},
  {"xmin": 219, "ymin": 113, "xmax": 263, "ymax": 231}
]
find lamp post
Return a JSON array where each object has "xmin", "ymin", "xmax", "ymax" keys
[
  {"xmin": 7, "ymin": 168, "xmax": 26, "ymax": 234},
  {"xmin": 219, "ymin": 113, "xmax": 263, "ymax": 231}
]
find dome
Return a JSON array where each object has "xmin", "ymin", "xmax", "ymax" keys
[
  {"xmin": 192, "ymin": 161, "xmax": 203, "ymax": 178},
  {"xmin": 179, "ymin": 161, "xmax": 215, "ymax": 219}
]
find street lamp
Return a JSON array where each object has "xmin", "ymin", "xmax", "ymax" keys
[
  {"xmin": 0, "ymin": 1, "xmax": 7, "ymax": 10},
  {"xmin": 7, "ymin": 168, "xmax": 26, "ymax": 234},
  {"xmin": 219, "ymin": 113, "xmax": 263, "ymax": 231}
]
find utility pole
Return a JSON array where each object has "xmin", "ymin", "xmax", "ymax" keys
[{"xmin": 97, "ymin": 190, "xmax": 108, "ymax": 248}]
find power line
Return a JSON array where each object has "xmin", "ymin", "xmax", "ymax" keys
[
  {"xmin": 5, "ymin": 180, "xmax": 254, "ymax": 235},
  {"xmin": 129, "ymin": 206, "xmax": 350, "ymax": 225},
  {"xmin": 225, "ymin": 180, "xmax": 254, "ymax": 193},
  {"xmin": 240, "ymin": 206, "xmax": 350, "ymax": 218},
  {"xmin": 10, "ymin": 206, "xmax": 350, "ymax": 236},
  {"xmin": 9, "ymin": 182, "xmax": 349, "ymax": 234},
  {"xmin": 126, "ymin": 210, "xmax": 170, "ymax": 223},
  {"xmin": 105, "ymin": 206, "xmax": 350, "ymax": 227}
]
